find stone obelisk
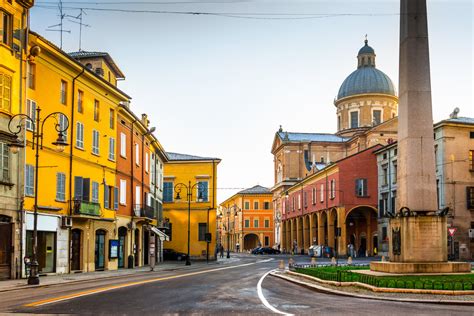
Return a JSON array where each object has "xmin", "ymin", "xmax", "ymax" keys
[{"xmin": 370, "ymin": 0, "xmax": 471, "ymax": 273}]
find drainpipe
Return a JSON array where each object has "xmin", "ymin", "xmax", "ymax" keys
[
  {"xmin": 67, "ymin": 66, "xmax": 85, "ymax": 274},
  {"xmin": 129, "ymin": 119, "xmax": 137, "ymax": 268}
]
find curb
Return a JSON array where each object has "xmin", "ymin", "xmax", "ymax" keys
[{"xmin": 270, "ymin": 272, "xmax": 474, "ymax": 305}]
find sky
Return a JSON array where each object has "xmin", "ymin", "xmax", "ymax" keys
[{"xmin": 30, "ymin": 0, "xmax": 473, "ymax": 203}]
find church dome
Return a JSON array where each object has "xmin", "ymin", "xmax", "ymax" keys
[{"xmin": 337, "ymin": 39, "xmax": 396, "ymax": 100}]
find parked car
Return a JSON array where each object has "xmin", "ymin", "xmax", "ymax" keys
[
  {"xmin": 252, "ymin": 247, "xmax": 281, "ymax": 255},
  {"xmin": 163, "ymin": 248, "xmax": 187, "ymax": 261}
]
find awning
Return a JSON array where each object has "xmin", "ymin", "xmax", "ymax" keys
[{"xmin": 151, "ymin": 226, "xmax": 169, "ymax": 241}]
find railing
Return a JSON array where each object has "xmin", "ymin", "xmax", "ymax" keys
[
  {"xmin": 134, "ymin": 204, "xmax": 156, "ymax": 219},
  {"xmin": 73, "ymin": 200, "xmax": 101, "ymax": 216}
]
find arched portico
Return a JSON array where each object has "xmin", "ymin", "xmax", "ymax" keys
[
  {"xmin": 244, "ymin": 233, "xmax": 259, "ymax": 250},
  {"xmin": 345, "ymin": 206, "xmax": 377, "ymax": 257}
]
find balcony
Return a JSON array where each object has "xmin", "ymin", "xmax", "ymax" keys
[
  {"xmin": 134, "ymin": 204, "xmax": 156, "ymax": 219},
  {"xmin": 73, "ymin": 200, "xmax": 101, "ymax": 216}
]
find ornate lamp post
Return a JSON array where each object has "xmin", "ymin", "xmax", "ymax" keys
[
  {"xmin": 8, "ymin": 107, "xmax": 69, "ymax": 285},
  {"xmin": 174, "ymin": 181, "xmax": 203, "ymax": 266}
]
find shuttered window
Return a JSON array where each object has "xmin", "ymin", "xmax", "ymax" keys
[
  {"xmin": 355, "ymin": 178, "xmax": 368, "ymax": 197},
  {"xmin": 92, "ymin": 130, "xmax": 99, "ymax": 155},
  {"xmin": 163, "ymin": 182, "xmax": 173, "ymax": 202},
  {"xmin": 74, "ymin": 177, "xmax": 90, "ymax": 201},
  {"xmin": 0, "ymin": 72, "xmax": 12, "ymax": 111},
  {"xmin": 104, "ymin": 185, "xmax": 110, "ymax": 209},
  {"xmin": 0, "ymin": 142, "xmax": 9, "ymax": 182},
  {"xmin": 114, "ymin": 187, "xmax": 119, "ymax": 210},
  {"xmin": 76, "ymin": 122, "xmax": 84, "ymax": 149},
  {"xmin": 197, "ymin": 181, "xmax": 208, "ymax": 202},
  {"xmin": 120, "ymin": 132, "xmax": 126, "ymax": 157},
  {"xmin": 109, "ymin": 137, "xmax": 115, "ymax": 160},
  {"xmin": 26, "ymin": 99, "xmax": 36, "ymax": 131},
  {"xmin": 467, "ymin": 187, "xmax": 474, "ymax": 210},
  {"xmin": 56, "ymin": 172, "xmax": 66, "ymax": 201},
  {"xmin": 25, "ymin": 164, "xmax": 34, "ymax": 196},
  {"xmin": 120, "ymin": 179, "xmax": 127, "ymax": 205}
]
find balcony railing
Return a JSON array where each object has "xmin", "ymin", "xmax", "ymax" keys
[
  {"xmin": 73, "ymin": 200, "xmax": 101, "ymax": 216},
  {"xmin": 134, "ymin": 204, "xmax": 156, "ymax": 219}
]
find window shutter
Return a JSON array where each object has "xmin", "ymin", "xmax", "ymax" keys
[
  {"xmin": 56, "ymin": 173, "xmax": 61, "ymax": 199},
  {"xmin": 355, "ymin": 179, "xmax": 359, "ymax": 196},
  {"xmin": 74, "ymin": 176, "xmax": 83, "ymax": 200},
  {"xmin": 114, "ymin": 187, "xmax": 119, "ymax": 210},
  {"xmin": 202, "ymin": 182, "xmax": 208, "ymax": 201},
  {"xmin": 82, "ymin": 178, "xmax": 90, "ymax": 201},
  {"xmin": 104, "ymin": 185, "xmax": 109, "ymax": 209},
  {"xmin": 467, "ymin": 187, "xmax": 474, "ymax": 209},
  {"xmin": 363, "ymin": 179, "xmax": 368, "ymax": 196}
]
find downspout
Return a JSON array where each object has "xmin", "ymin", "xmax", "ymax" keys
[
  {"xmin": 129, "ymin": 119, "xmax": 137, "ymax": 267},
  {"xmin": 67, "ymin": 66, "xmax": 85, "ymax": 275}
]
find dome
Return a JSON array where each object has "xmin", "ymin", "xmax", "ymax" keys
[
  {"xmin": 337, "ymin": 39, "xmax": 396, "ymax": 100},
  {"xmin": 337, "ymin": 67, "xmax": 396, "ymax": 99}
]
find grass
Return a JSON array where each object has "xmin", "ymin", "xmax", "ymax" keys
[{"xmin": 294, "ymin": 266, "xmax": 474, "ymax": 291}]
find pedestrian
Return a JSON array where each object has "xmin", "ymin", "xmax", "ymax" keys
[
  {"xmin": 219, "ymin": 245, "xmax": 224, "ymax": 258},
  {"xmin": 236, "ymin": 243, "xmax": 240, "ymax": 253}
]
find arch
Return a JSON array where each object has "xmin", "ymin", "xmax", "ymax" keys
[
  {"xmin": 311, "ymin": 212, "xmax": 318, "ymax": 245},
  {"xmin": 0, "ymin": 215, "xmax": 12, "ymax": 280},
  {"xmin": 95, "ymin": 229, "xmax": 107, "ymax": 270},
  {"xmin": 71, "ymin": 228, "xmax": 83, "ymax": 271},
  {"xmin": 303, "ymin": 214, "xmax": 311, "ymax": 254},
  {"xmin": 244, "ymin": 233, "xmax": 259, "ymax": 250},
  {"xmin": 345, "ymin": 206, "xmax": 377, "ymax": 257}
]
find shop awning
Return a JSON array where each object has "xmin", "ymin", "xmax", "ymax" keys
[{"xmin": 151, "ymin": 226, "xmax": 169, "ymax": 241}]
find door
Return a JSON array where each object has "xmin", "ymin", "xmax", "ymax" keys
[
  {"xmin": 71, "ymin": 229, "xmax": 82, "ymax": 271},
  {"xmin": 134, "ymin": 229, "xmax": 140, "ymax": 266},
  {"xmin": 95, "ymin": 230, "xmax": 106, "ymax": 270},
  {"xmin": 118, "ymin": 227, "xmax": 127, "ymax": 268},
  {"xmin": 359, "ymin": 236, "xmax": 367, "ymax": 257},
  {"xmin": 143, "ymin": 230, "xmax": 149, "ymax": 265},
  {"xmin": 0, "ymin": 217, "xmax": 12, "ymax": 280}
]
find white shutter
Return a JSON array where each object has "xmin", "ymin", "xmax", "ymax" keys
[
  {"xmin": 135, "ymin": 186, "xmax": 141, "ymax": 206},
  {"xmin": 145, "ymin": 152, "xmax": 149, "ymax": 173},
  {"xmin": 120, "ymin": 179, "xmax": 126, "ymax": 204},
  {"xmin": 120, "ymin": 133, "xmax": 126, "ymax": 157}
]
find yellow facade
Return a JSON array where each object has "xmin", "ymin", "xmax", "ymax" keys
[{"xmin": 163, "ymin": 154, "xmax": 220, "ymax": 260}]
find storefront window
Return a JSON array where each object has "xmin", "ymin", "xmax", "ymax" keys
[{"xmin": 26, "ymin": 231, "xmax": 56, "ymax": 273}]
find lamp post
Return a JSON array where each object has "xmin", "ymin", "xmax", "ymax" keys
[
  {"xmin": 8, "ymin": 107, "xmax": 69, "ymax": 285},
  {"xmin": 226, "ymin": 207, "xmax": 231, "ymax": 258},
  {"xmin": 174, "ymin": 181, "xmax": 203, "ymax": 266}
]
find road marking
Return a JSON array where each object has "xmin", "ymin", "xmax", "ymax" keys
[
  {"xmin": 25, "ymin": 259, "xmax": 274, "ymax": 307},
  {"xmin": 257, "ymin": 269, "xmax": 293, "ymax": 316}
]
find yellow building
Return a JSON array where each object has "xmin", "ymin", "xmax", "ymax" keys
[
  {"xmin": 0, "ymin": 0, "xmax": 33, "ymax": 280},
  {"xmin": 163, "ymin": 153, "xmax": 220, "ymax": 261},
  {"xmin": 219, "ymin": 185, "xmax": 274, "ymax": 252},
  {"xmin": 21, "ymin": 32, "xmax": 130, "ymax": 275}
]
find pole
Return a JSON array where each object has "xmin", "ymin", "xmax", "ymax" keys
[
  {"xmin": 185, "ymin": 181, "xmax": 191, "ymax": 265},
  {"xmin": 226, "ymin": 211, "xmax": 230, "ymax": 258},
  {"xmin": 28, "ymin": 107, "xmax": 41, "ymax": 285}
]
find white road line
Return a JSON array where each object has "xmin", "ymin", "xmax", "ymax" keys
[{"xmin": 257, "ymin": 269, "xmax": 294, "ymax": 316}]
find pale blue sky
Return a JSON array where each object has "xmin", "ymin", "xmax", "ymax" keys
[{"xmin": 31, "ymin": 0, "xmax": 473, "ymax": 202}]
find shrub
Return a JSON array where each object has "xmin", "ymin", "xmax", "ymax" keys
[
  {"xmin": 443, "ymin": 282, "xmax": 453, "ymax": 290},
  {"xmin": 405, "ymin": 281, "xmax": 414, "ymax": 289},
  {"xmin": 463, "ymin": 282, "xmax": 472, "ymax": 290},
  {"xmin": 396, "ymin": 281, "xmax": 405, "ymax": 288},
  {"xmin": 415, "ymin": 281, "xmax": 424, "ymax": 289},
  {"xmin": 433, "ymin": 282, "xmax": 443, "ymax": 290},
  {"xmin": 387, "ymin": 280, "xmax": 396, "ymax": 288},
  {"xmin": 423, "ymin": 281, "xmax": 433, "ymax": 289},
  {"xmin": 378, "ymin": 279, "xmax": 387, "ymax": 288},
  {"xmin": 454, "ymin": 282, "xmax": 463, "ymax": 291}
]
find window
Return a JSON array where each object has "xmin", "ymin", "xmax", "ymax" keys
[
  {"xmin": 312, "ymin": 188, "xmax": 316, "ymax": 205},
  {"xmin": 113, "ymin": 187, "xmax": 119, "ymax": 210},
  {"xmin": 120, "ymin": 132, "xmax": 126, "ymax": 157},
  {"xmin": 467, "ymin": 187, "xmax": 474, "ymax": 209},
  {"xmin": 337, "ymin": 115, "xmax": 341, "ymax": 130},
  {"xmin": 244, "ymin": 219, "xmax": 250, "ymax": 228},
  {"xmin": 0, "ymin": 72, "xmax": 11, "ymax": 112},
  {"xmin": 263, "ymin": 201, "xmax": 270, "ymax": 210},
  {"xmin": 151, "ymin": 154, "xmax": 156, "ymax": 185},
  {"xmin": 163, "ymin": 182, "xmax": 173, "ymax": 202},
  {"xmin": 330, "ymin": 179, "xmax": 336, "ymax": 199},
  {"xmin": 320, "ymin": 184, "xmax": 324, "ymax": 202},
  {"xmin": 350, "ymin": 111, "xmax": 359, "ymax": 128},
  {"xmin": 93, "ymin": 100, "xmax": 100, "ymax": 121},
  {"xmin": 382, "ymin": 164, "xmax": 388, "ymax": 186},
  {"xmin": 0, "ymin": 142, "xmax": 9, "ymax": 182},
  {"xmin": 298, "ymin": 194, "xmax": 301, "ymax": 209},
  {"xmin": 392, "ymin": 162, "xmax": 397, "ymax": 183},
  {"xmin": 92, "ymin": 130, "xmax": 100, "ymax": 155},
  {"xmin": 92, "ymin": 181, "xmax": 99, "ymax": 203},
  {"xmin": 135, "ymin": 143, "xmax": 139, "ymax": 165},
  {"xmin": 28, "ymin": 63, "xmax": 36, "ymax": 89},
  {"xmin": 167, "ymin": 223, "xmax": 173, "ymax": 241},
  {"xmin": 379, "ymin": 193, "xmax": 388, "ymax": 217},
  {"xmin": 470, "ymin": 131, "xmax": 474, "ymax": 139},
  {"xmin": 58, "ymin": 114, "xmax": 68, "ymax": 140},
  {"xmin": 119, "ymin": 179, "xmax": 127, "ymax": 205},
  {"xmin": 373, "ymin": 109, "xmax": 382, "ymax": 125},
  {"xmin": 1, "ymin": 11, "xmax": 12, "ymax": 46},
  {"xmin": 382, "ymin": 226, "xmax": 388, "ymax": 241},
  {"xmin": 25, "ymin": 164, "xmax": 34, "ymax": 196},
  {"xmin": 109, "ymin": 109, "xmax": 115, "ymax": 129},
  {"xmin": 254, "ymin": 219, "xmax": 259, "ymax": 228},
  {"xmin": 303, "ymin": 192, "xmax": 307, "ymax": 207},
  {"xmin": 244, "ymin": 201, "xmax": 250, "ymax": 210},
  {"xmin": 76, "ymin": 122, "xmax": 84, "ymax": 149},
  {"xmin": 108, "ymin": 137, "xmax": 115, "ymax": 160},
  {"xmin": 254, "ymin": 201, "xmax": 259, "ymax": 210},
  {"xmin": 198, "ymin": 223, "xmax": 207, "ymax": 241},
  {"xmin": 391, "ymin": 190, "xmax": 397, "ymax": 213},
  {"xmin": 197, "ymin": 181, "xmax": 208, "ymax": 202},
  {"xmin": 135, "ymin": 186, "xmax": 141, "ymax": 211},
  {"xmin": 60, "ymin": 80, "xmax": 67, "ymax": 105},
  {"xmin": 145, "ymin": 152, "xmax": 149, "ymax": 173},
  {"xmin": 470, "ymin": 150, "xmax": 474, "ymax": 171},
  {"xmin": 355, "ymin": 178, "xmax": 368, "ymax": 197},
  {"xmin": 56, "ymin": 172, "xmax": 66, "ymax": 201},
  {"xmin": 264, "ymin": 236, "xmax": 269, "ymax": 246},
  {"xmin": 77, "ymin": 90, "xmax": 83, "ymax": 113},
  {"xmin": 264, "ymin": 219, "xmax": 270, "ymax": 228},
  {"xmin": 104, "ymin": 185, "xmax": 110, "ymax": 209},
  {"xmin": 26, "ymin": 99, "xmax": 36, "ymax": 131}
]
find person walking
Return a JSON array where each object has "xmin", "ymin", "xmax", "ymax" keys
[{"xmin": 219, "ymin": 245, "xmax": 224, "ymax": 258}]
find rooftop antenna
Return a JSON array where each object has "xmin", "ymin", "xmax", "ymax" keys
[
  {"xmin": 45, "ymin": 0, "xmax": 70, "ymax": 49},
  {"xmin": 67, "ymin": 9, "xmax": 91, "ymax": 51}
]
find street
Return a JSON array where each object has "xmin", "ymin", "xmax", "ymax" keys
[{"xmin": 0, "ymin": 254, "xmax": 471, "ymax": 315}]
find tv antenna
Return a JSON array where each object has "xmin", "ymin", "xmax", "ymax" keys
[
  {"xmin": 45, "ymin": 0, "xmax": 70, "ymax": 49},
  {"xmin": 67, "ymin": 9, "xmax": 91, "ymax": 51}
]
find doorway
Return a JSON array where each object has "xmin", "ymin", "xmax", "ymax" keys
[
  {"xmin": 0, "ymin": 216, "xmax": 12, "ymax": 280},
  {"xmin": 373, "ymin": 235, "xmax": 378, "ymax": 255},
  {"xmin": 71, "ymin": 229, "xmax": 82, "ymax": 271},
  {"xmin": 26, "ymin": 230, "xmax": 56, "ymax": 274},
  {"xmin": 134, "ymin": 229, "xmax": 140, "ymax": 267},
  {"xmin": 359, "ymin": 236, "xmax": 367, "ymax": 257},
  {"xmin": 143, "ymin": 229, "xmax": 149, "ymax": 265},
  {"xmin": 118, "ymin": 227, "xmax": 127, "ymax": 268},
  {"xmin": 95, "ymin": 230, "xmax": 106, "ymax": 270}
]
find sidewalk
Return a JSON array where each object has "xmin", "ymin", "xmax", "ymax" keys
[{"xmin": 0, "ymin": 256, "xmax": 240, "ymax": 293}]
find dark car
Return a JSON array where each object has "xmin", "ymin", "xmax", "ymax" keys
[
  {"xmin": 251, "ymin": 247, "xmax": 262, "ymax": 255},
  {"xmin": 163, "ymin": 248, "xmax": 187, "ymax": 261},
  {"xmin": 252, "ymin": 247, "xmax": 281, "ymax": 255}
]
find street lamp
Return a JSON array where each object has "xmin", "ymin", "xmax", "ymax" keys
[
  {"xmin": 174, "ymin": 181, "xmax": 203, "ymax": 266},
  {"xmin": 8, "ymin": 107, "xmax": 69, "ymax": 285},
  {"xmin": 225, "ymin": 204, "xmax": 240, "ymax": 258}
]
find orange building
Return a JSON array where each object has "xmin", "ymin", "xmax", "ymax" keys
[{"xmin": 219, "ymin": 185, "xmax": 274, "ymax": 252}]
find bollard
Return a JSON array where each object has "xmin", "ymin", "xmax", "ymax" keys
[
  {"xmin": 347, "ymin": 256, "xmax": 353, "ymax": 265},
  {"xmin": 381, "ymin": 255, "xmax": 385, "ymax": 262},
  {"xmin": 311, "ymin": 257, "xmax": 317, "ymax": 265},
  {"xmin": 331, "ymin": 257, "xmax": 336, "ymax": 265},
  {"xmin": 279, "ymin": 260, "xmax": 285, "ymax": 270}
]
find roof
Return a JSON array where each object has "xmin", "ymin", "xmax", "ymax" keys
[
  {"xmin": 337, "ymin": 67, "xmax": 396, "ymax": 100},
  {"xmin": 278, "ymin": 132, "xmax": 348, "ymax": 143},
  {"xmin": 436, "ymin": 116, "xmax": 474, "ymax": 126},
  {"xmin": 68, "ymin": 51, "xmax": 125, "ymax": 79},
  {"xmin": 358, "ymin": 40, "xmax": 375, "ymax": 55},
  {"xmin": 166, "ymin": 152, "xmax": 221, "ymax": 162},
  {"xmin": 237, "ymin": 185, "xmax": 271, "ymax": 195}
]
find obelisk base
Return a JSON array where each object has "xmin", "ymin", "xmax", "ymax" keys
[{"xmin": 371, "ymin": 216, "xmax": 471, "ymax": 273}]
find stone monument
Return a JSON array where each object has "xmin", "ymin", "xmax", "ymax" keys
[{"xmin": 370, "ymin": 0, "xmax": 471, "ymax": 273}]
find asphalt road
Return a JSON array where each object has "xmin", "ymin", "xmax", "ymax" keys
[{"xmin": 2, "ymin": 254, "xmax": 473, "ymax": 315}]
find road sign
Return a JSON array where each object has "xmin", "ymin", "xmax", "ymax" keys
[{"xmin": 448, "ymin": 228, "xmax": 457, "ymax": 237}]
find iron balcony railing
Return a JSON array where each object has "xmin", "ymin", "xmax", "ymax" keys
[
  {"xmin": 73, "ymin": 200, "xmax": 101, "ymax": 216},
  {"xmin": 133, "ymin": 204, "xmax": 156, "ymax": 219}
]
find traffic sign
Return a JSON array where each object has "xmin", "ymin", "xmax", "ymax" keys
[{"xmin": 448, "ymin": 228, "xmax": 457, "ymax": 237}]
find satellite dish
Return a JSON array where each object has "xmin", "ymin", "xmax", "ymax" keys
[
  {"xmin": 454, "ymin": 107, "xmax": 460, "ymax": 114},
  {"xmin": 449, "ymin": 107, "xmax": 460, "ymax": 119}
]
